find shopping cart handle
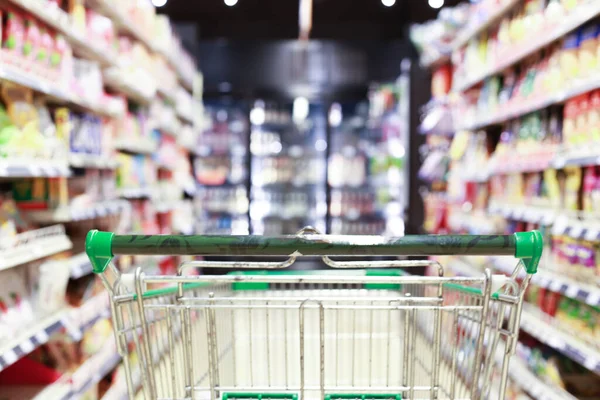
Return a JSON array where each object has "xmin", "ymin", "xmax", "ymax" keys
[{"xmin": 85, "ymin": 230, "xmax": 542, "ymax": 275}]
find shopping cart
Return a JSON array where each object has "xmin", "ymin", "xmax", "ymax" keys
[{"xmin": 86, "ymin": 228, "xmax": 542, "ymax": 400}]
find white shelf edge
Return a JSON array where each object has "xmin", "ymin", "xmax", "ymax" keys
[
  {"xmin": 491, "ymin": 256, "xmax": 600, "ymax": 307},
  {"xmin": 0, "ymin": 230, "xmax": 73, "ymax": 271},
  {"xmin": 0, "ymin": 64, "xmax": 116, "ymax": 117},
  {"xmin": 454, "ymin": 2, "xmax": 600, "ymax": 92},
  {"xmin": 26, "ymin": 200, "xmax": 126, "ymax": 224},
  {"xmin": 114, "ymin": 139, "xmax": 158, "ymax": 155},
  {"xmin": 0, "ymin": 158, "xmax": 71, "ymax": 178},
  {"xmin": 69, "ymin": 153, "xmax": 120, "ymax": 169},
  {"xmin": 0, "ymin": 310, "xmax": 67, "ymax": 372}
]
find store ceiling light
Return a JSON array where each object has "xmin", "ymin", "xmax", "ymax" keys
[
  {"xmin": 428, "ymin": 0, "xmax": 444, "ymax": 9},
  {"xmin": 224, "ymin": 0, "xmax": 238, "ymax": 6},
  {"xmin": 381, "ymin": 0, "xmax": 396, "ymax": 7},
  {"xmin": 152, "ymin": 0, "xmax": 167, "ymax": 7}
]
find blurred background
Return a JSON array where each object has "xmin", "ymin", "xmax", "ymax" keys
[{"xmin": 0, "ymin": 0, "xmax": 600, "ymax": 399}]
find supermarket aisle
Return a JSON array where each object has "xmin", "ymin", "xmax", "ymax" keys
[{"xmin": 413, "ymin": 0, "xmax": 600, "ymax": 399}]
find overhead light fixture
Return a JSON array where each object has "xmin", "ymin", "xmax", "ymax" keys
[
  {"xmin": 224, "ymin": 0, "xmax": 238, "ymax": 6},
  {"xmin": 428, "ymin": 0, "xmax": 444, "ymax": 9},
  {"xmin": 152, "ymin": 0, "xmax": 167, "ymax": 7},
  {"xmin": 381, "ymin": 0, "xmax": 396, "ymax": 7}
]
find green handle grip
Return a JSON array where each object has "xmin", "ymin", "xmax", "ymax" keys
[{"xmin": 86, "ymin": 230, "xmax": 542, "ymax": 275}]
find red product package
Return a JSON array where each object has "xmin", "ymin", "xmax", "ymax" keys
[
  {"xmin": 2, "ymin": 9, "xmax": 25, "ymax": 63},
  {"xmin": 544, "ymin": 291, "xmax": 562, "ymax": 317},
  {"xmin": 537, "ymin": 287, "xmax": 547, "ymax": 312}
]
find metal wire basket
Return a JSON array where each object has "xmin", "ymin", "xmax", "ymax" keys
[{"xmin": 87, "ymin": 228, "xmax": 542, "ymax": 400}]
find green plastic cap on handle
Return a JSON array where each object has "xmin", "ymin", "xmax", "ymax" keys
[
  {"xmin": 513, "ymin": 230, "xmax": 543, "ymax": 274},
  {"xmin": 86, "ymin": 230, "xmax": 114, "ymax": 274}
]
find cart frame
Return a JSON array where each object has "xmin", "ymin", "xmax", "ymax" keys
[{"xmin": 87, "ymin": 229, "xmax": 542, "ymax": 400}]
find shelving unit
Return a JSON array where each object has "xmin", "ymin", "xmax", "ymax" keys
[
  {"xmin": 453, "ymin": 2, "xmax": 600, "ymax": 92},
  {"xmin": 415, "ymin": 1, "xmax": 600, "ymax": 398},
  {"xmin": 0, "ymin": 0, "xmax": 202, "ymax": 396}
]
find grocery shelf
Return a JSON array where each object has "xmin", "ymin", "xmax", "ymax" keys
[
  {"xmin": 69, "ymin": 252, "xmax": 94, "ymax": 279},
  {"xmin": 114, "ymin": 138, "xmax": 158, "ymax": 155},
  {"xmin": 451, "ymin": 0, "xmax": 520, "ymax": 51},
  {"xmin": 488, "ymin": 202, "xmax": 600, "ymax": 241},
  {"xmin": 488, "ymin": 203, "xmax": 557, "ymax": 225},
  {"xmin": 69, "ymin": 349, "xmax": 121, "ymax": 400},
  {"xmin": 0, "ymin": 158, "xmax": 71, "ymax": 178},
  {"xmin": 459, "ymin": 76, "xmax": 600, "ymax": 131},
  {"xmin": 157, "ymin": 86, "xmax": 177, "ymax": 104},
  {"xmin": 26, "ymin": 200, "xmax": 126, "ymax": 223},
  {"xmin": 177, "ymin": 109, "xmax": 195, "ymax": 125},
  {"xmin": 154, "ymin": 201, "xmax": 179, "ymax": 213},
  {"xmin": 7, "ymin": 0, "xmax": 117, "ymax": 68},
  {"xmin": 454, "ymin": 1, "xmax": 600, "ymax": 92},
  {"xmin": 0, "ymin": 311, "xmax": 69, "ymax": 372},
  {"xmin": 553, "ymin": 147, "xmax": 600, "ymax": 169},
  {"xmin": 492, "ymin": 256, "xmax": 600, "ymax": 307},
  {"xmin": 487, "ymin": 151, "xmax": 555, "ymax": 175},
  {"xmin": 69, "ymin": 153, "xmax": 120, "ymax": 169},
  {"xmin": 69, "ymin": 292, "xmax": 110, "ymax": 341},
  {"xmin": 63, "ymin": 341, "xmax": 120, "ymax": 400},
  {"xmin": 0, "ymin": 293, "xmax": 113, "ymax": 373},
  {"xmin": 103, "ymin": 69, "xmax": 156, "ymax": 105},
  {"xmin": 117, "ymin": 187, "xmax": 154, "ymax": 199},
  {"xmin": 505, "ymin": 351, "xmax": 578, "ymax": 400},
  {"xmin": 1, "ymin": 225, "xmax": 72, "ymax": 271},
  {"xmin": 520, "ymin": 304, "xmax": 600, "ymax": 374},
  {"xmin": 421, "ymin": 52, "xmax": 451, "ymax": 69},
  {"xmin": 0, "ymin": 64, "xmax": 117, "ymax": 117},
  {"xmin": 87, "ymin": 0, "xmax": 157, "ymax": 55}
]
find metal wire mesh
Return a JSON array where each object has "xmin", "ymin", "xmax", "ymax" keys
[{"xmin": 107, "ymin": 270, "xmax": 522, "ymax": 400}]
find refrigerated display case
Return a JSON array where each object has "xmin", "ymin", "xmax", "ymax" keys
[
  {"xmin": 194, "ymin": 102, "xmax": 249, "ymax": 235},
  {"xmin": 249, "ymin": 100, "xmax": 327, "ymax": 235},
  {"xmin": 327, "ymin": 81, "xmax": 409, "ymax": 236}
]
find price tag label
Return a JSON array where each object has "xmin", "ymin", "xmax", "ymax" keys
[
  {"xmin": 585, "ymin": 229, "xmax": 599, "ymax": 241},
  {"xmin": 565, "ymin": 285, "xmax": 579, "ymax": 298},
  {"xmin": 587, "ymin": 292, "xmax": 600, "ymax": 306},
  {"xmin": 569, "ymin": 224, "xmax": 584, "ymax": 239},
  {"xmin": 552, "ymin": 215, "xmax": 569, "ymax": 235}
]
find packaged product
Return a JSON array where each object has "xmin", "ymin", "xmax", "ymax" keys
[
  {"xmin": 2, "ymin": 8, "xmax": 25, "ymax": 64},
  {"xmin": 577, "ymin": 241, "xmax": 596, "ymax": 278},
  {"xmin": 560, "ymin": 32, "xmax": 581, "ymax": 81},
  {"xmin": 561, "ymin": 0, "xmax": 578, "ymax": 12},
  {"xmin": 563, "ymin": 166, "xmax": 581, "ymax": 210},
  {"xmin": 68, "ymin": 0, "xmax": 86, "ymax": 33},
  {"xmin": 2, "ymin": 83, "xmax": 43, "ymax": 157},
  {"xmin": 575, "ymin": 95, "xmax": 590, "ymax": 144},
  {"xmin": 544, "ymin": 290, "xmax": 562, "ymax": 316},
  {"xmin": 562, "ymin": 99, "xmax": 578, "ymax": 146},
  {"xmin": 589, "ymin": 91, "xmax": 600, "ymax": 141},
  {"xmin": 54, "ymin": 107, "xmax": 70, "ymax": 148},
  {"xmin": 582, "ymin": 166, "xmax": 596, "ymax": 212},
  {"xmin": 578, "ymin": 24, "xmax": 599, "ymax": 77}
]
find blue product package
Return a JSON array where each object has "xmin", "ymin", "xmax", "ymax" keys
[{"xmin": 69, "ymin": 113, "xmax": 85, "ymax": 153}]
